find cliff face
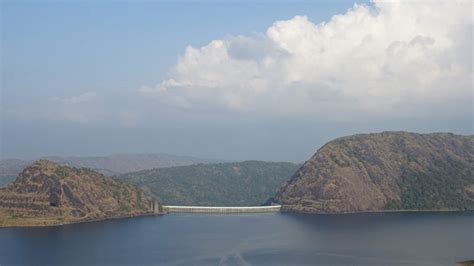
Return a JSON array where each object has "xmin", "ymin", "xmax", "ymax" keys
[
  {"xmin": 0, "ymin": 160, "xmax": 161, "ymax": 227},
  {"xmin": 274, "ymin": 132, "xmax": 474, "ymax": 213}
]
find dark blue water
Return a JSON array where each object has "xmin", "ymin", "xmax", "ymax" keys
[{"xmin": 0, "ymin": 212, "xmax": 473, "ymax": 265}]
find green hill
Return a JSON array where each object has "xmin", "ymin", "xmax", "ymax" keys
[
  {"xmin": 119, "ymin": 161, "xmax": 299, "ymax": 206},
  {"xmin": 274, "ymin": 132, "xmax": 474, "ymax": 213}
]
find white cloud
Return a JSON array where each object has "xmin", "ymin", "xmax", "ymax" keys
[
  {"xmin": 51, "ymin": 91, "xmax": 97, "ymax": 104},
  {"xmin": 143, "ymin": 0, "xmax": 473, "ymax": 119}
]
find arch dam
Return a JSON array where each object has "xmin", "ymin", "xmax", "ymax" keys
[{"xmin": 162, "ymin": 205, "xmax": 281, "ymax": 213}]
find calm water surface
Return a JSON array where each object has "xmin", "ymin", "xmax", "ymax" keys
[{"xmin": 0, "ymin": 212, "xmax": 472, "ymax": 265}]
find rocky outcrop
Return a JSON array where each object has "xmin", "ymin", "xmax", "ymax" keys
[
  {"xmin": 274, "ymin": 132, "xmax": 474, "ymax": 213},
  {"xmin": 0, "ymin": 160, "xmax": 161, "ymax": 227}
]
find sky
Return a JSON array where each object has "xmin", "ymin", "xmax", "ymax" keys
[{"xmin": 1, "ymin": 0, "xmax": 473, "ymax": 162}]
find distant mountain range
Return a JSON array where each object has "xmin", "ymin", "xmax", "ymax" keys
[
  {"xmin": 0, "ymin": 153, "xmax": 222, "ymax": 186},
  {"xmin": 119, "ymin": 161, "xmax": 299, "ymax": 206}
]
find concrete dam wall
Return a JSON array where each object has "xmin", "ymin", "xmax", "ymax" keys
[{"xmin": 162, "ymin": 205, "xmax": 281, "ymax": 213}]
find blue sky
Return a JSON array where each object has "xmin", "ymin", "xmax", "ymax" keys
[
  {"xmin": 3, "ymin": 1, "xmax": 364, "ymax": 98},
  {"xmin": 1, "ymin": 0, "xmax": 472, "ymax": 161}
]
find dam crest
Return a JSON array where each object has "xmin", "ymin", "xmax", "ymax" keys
[{"xmin": 162, "ymin": 205, "xmax": 281, "ymax": 213}]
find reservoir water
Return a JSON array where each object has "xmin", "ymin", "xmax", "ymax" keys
[{"xmin": 0, "ymin": 212, "xmax": 472, "ymax": 265}]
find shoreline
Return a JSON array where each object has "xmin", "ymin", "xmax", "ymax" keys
[
  {"xmin": 280, "ymin": 207, "xmax": 474, "ymax": 215},
  {"xmin": 0, "ymin": 211, "xmax": 163, "ymax": 229},
  {"xmin": 2, "ymin": 208, "xmax": 473, "ymax": 228}
]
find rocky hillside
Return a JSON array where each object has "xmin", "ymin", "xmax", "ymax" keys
[
  {"xmin": 274, "ymin": 132, "xmax": 474, "ymax": 213},
  {"xmin": 120, "ymin": 161, "xmax": 299, "ymax": 206},
  {"xmin": 0, "ymin": 160, "xmax": 161, "ymax": 227}
]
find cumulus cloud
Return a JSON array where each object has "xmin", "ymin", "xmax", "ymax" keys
[{"xmin": 142, "ymin": 0, "xmax": 473, "ymax": 119}]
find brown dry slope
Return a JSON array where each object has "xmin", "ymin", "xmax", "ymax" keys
[
  {"xmin": 274, "ymin": 132, "xmax": 474, "ymax": 213},
  {"xmin": 0, "ymin": 160, "xmax": 161, "ymax": 227}
]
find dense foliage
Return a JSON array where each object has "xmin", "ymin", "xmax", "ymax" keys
[
  {"xmin": 119, "ymin": 161, "xmax": 299, "ymax": 206},
  {"xmin": 385, "ymin": 157, "xmax": 474, "ymax": 210}
]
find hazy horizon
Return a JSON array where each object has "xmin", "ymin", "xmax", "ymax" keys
[{"xmin": 2, "ymin": 128, "xmax": 473, "ymax": 163}]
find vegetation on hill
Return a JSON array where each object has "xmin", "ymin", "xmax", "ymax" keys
[
  {"xmin": 119, "ymin": 161, "xmax": 299, "ymax": 206},
  {"xmin": 0, "ymin": 160, "xmax": 161, "ymax": 227},
  {"xmin": 274, "ymin": 132, "xmax": 474, "ymax": 213},
  {"xmin": 385, "ymin": 156, "xmax": 473, "ymax": 210}
]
